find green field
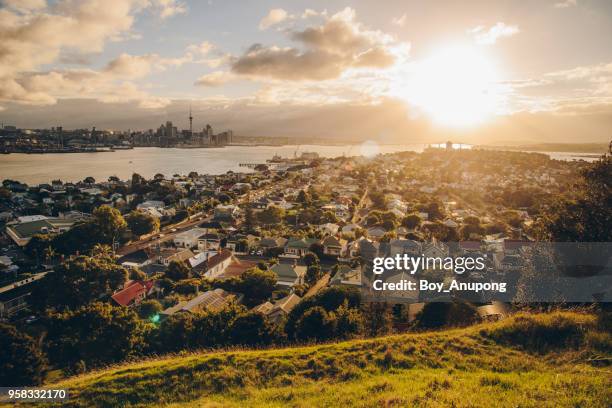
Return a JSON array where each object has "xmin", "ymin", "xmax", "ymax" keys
[{"xmin": 21, "ymin": 311, "xmax": 611, "ymax": 407}]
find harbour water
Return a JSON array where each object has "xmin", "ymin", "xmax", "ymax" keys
[{"xmin": 0, "ymin": 144, "xmax": 598, "ymax": 185}]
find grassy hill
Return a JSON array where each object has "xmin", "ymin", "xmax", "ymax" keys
[{"xmin": 27, "ymin": 311, "xmax": 612, "ymax": 407}]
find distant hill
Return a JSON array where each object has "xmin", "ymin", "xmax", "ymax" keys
[
  {"xmin": 32, "ymin": 312, "xmax": 611, "ymax": 407},
  {"xmin": 478, "ymin": 143, "xmax": 608, "ymax": 154}
]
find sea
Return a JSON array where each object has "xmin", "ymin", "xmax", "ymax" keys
[{"xmin": 0, "ymin": 143, "xmax": 599, "ymax": 185}]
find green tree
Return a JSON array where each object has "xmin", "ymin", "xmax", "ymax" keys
[
  {"xmin": 30, "ymin": 254, "xmax": 128, "ymax": 311},
  {"xmin": 537, "ymin": 147, "xmax": 611, "ymax": 242},
  {"xmin": 244, "ymin": 205, "xmax": 256, "ymax": 232},
  {"xmin": 303, "ymin": 252, "xmax": 319, "ymax": 267},
  {"xmin": 297, "ymin": 189, "xmax": 311, "ymax": 204},
  {"xmin": 334, "ymin": 301, "xmax": 364, "ymax": 339},
  {"xmin": 92, "ymin": 205, "xmax": 127, "ymax": 246},
  {"xmin": 305, "ymin": 264, "xmax": 322, "ymax": 285},
  {"xmin": 229, "ymin": 311, "xmax": 277, "ymax": 346},
  {"xmin": 257, "ymin": 205, "xmax": 284, "ymax": 225},
  {"xmin": 137, "ymin": 299, "xmax": 163, "ymax": 320},
  {"xmin": 295, "ymin": 306, "xmax": 336, "ymax": 342},
  {"xmin": 45, "ymin": 302, "xmax": 149, "ymax": 371},
  {"xmin": 242, "ymin": 268, "xmax": 277, "ymax": 306},
  {"xmin": 165, "ymin": 260, "xmax": 191, "ymax": 281},
  {"xmin": 126, "ymin": 210, "xmax": 159, "ymax": 236},
  {"xmin": 361, "ymin": 302, "xmax": 393, "ymax": 336},
  {"xmin": 414, "ymin": 301, "xmax": 479, "ymax": 329},
  {"xmin": 0, "ymin": 323, "xmax": 48, "ymax": 386}
]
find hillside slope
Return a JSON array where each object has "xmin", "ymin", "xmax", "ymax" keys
[{"xmin": 31, "ymin": 312, "xmax": 612, "ymax": 407}]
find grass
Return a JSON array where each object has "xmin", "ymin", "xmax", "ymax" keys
[{"xmin": 16, "ymin": 311, "xmax": 612, "ymax": 407}]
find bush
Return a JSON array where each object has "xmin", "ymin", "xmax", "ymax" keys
[
  {"xmin": 481, "ymin": 312, "xmax": 596, "ymax": 353},
  {"xmin": 414, "ymin": 301, "xmax": 479, "ymax": 329},
  {"xmin": 0, "ymin": 323, "xmax": 48, "ymax": 386}
]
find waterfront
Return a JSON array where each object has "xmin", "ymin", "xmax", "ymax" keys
[{"xmin": 0, "ymin": 144, "xmax": 598, "ymax": 185}]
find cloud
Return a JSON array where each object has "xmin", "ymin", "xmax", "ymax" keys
[
  {"xmin": 186, "ymin": 41, "xmax": 215, "ymax": 56},
  {"xmin": 232, "ymin": 7, "xmax": 401, "ymax": 81},
  {"xmin": 392, "ymin": 14, "xmax": 407, "ymax": 27},
  {"xmin": 0, "ymin": 1, "xmax": 192, "ymax": 109},
  {"xmin": 259, "ymin": 8, "xmax": 288, "ymax": 30},
  {"xmin": 471, "ymin": 22, "xmax": 520, "ymax": 45},
  {"xmin": 195, "ymin": 71, "xmax": 234, "ymax": 87},
  {"xmin": 554, "ymin": 0, "xmax": 577, "ymax": 8},
  {"xmin": 301, "ymin": 9, "xmax": 319, "ymax": 19},
  {"xmin": 151, "ymin": 0, "xmax": 187, "ymax": 19},
  {"xmin": 2, "ymin": 0, "xmax": 47, "ymax": 12}
]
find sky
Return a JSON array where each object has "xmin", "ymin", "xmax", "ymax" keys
[{"xmin": 1, "ymin": 0, "xmax": 611, "ymax": 144}]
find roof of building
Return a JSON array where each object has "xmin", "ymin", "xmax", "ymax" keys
[
  {"xmin": 270, "ymin": 263, "xmax": 306, "ymax": 281},
  {"xmin": 111, "ymin": 280, "xmax": 153, "ymax": 307},
  {"xmin": 181, "ymin": 288, "xmax": 237, "ymax": 313},
  {"xmin": 7, "ymin": 217, "xmax": 76, "ymax": 239}
]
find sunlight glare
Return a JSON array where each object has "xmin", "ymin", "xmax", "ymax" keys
[{"xmin": 397, "ymin": 45, "xmax": 502, "ymax": 127}]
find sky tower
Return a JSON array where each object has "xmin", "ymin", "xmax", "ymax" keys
[{"xmin": 189, "ymin": 104, "xmax": 193, "ymax": 137}]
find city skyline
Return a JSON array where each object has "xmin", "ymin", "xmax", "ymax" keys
[{"xmin": 1, "ymin": 0, "xmax": 612, "ymax": 143}]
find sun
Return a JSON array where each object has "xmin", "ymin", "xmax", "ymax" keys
[{"xmin": 396, "ymin": 44, "xmax": 503, "ymax": 127}]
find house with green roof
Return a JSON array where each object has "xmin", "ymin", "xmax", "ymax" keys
[
  {"xmin": 270, "ymin": 263, "xmax": 306, "ymax": 288},
  {"xmin": 284, "ymin": 237, "xmax": 320, "ymax": 257},
  {"xmin": 6, "ymin": 217, "xmax": 77, "ymax": 246}
]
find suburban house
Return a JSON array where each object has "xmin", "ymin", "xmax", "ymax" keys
[
  {"xmin": 270, "ymin": 263, "xmax": 306, "ymax": 288},
  {"xmin": 158, "ymin": 248, "xmax": 195, "ymax": 266},
  {"xmin": 330, "ymin": 265, "xmax": 362, "ymax": 288},
  {"xmin": 160, "ymin": 288, "xmax": 240, "ymax": 318},
  {"xmin": 322, "ymin": 236, "xmax": 347, "ymax": 257},
  {"xmin": 197, "ymin": 232, "xmax": 224, "ymax": 251},
  {"xmin": 192, "ymin": 249, "xmax": 233, "ymax": 278},
  {"xmin": 117, "ymin": 248, "xmax": 156, "ymax": 269},
  {"xmin": 111, "ymin": 280, "xmax": 155, "ymax": 307},
  {"xmin": 213, "ymin": 205, "xmax": 239, "ymax": 222},
  {"xmin": 266, "ymin": 293, "xmax": 302, "ymax": 324},
  {"xmin": 366, "ymin": 226, "xmax": 387, "ymax": 239},
  {"xmin": 173, "ymin": 228, "xmax": 207, "ymax": 249},
  {"xmin": 257, "ymin": 237, "xmax": 287, "ymax": 252},
  {"xmin": 0, "ymin": 272, "xmax": 47, "ymax": 318},
  {"xmin": 253, "ymin": 293, "xmax": 302, "ymax": 324},
  {"xmin": 318, "ymin": 223, "xmax": 340, "ymax": 236},
  {"xmin": 6, "ymin": 216, "xmax": 78, "ymax": 246},
  {"xmin": 284, "ymin": 237, "xmax": 319, "ymax": 258}
]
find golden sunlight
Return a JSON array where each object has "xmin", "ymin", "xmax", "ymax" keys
[{"xmin": 398, "ymin": 44, "xmax": 503, "ymax": 127}]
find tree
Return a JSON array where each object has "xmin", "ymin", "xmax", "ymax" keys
[
  {"xmin": 0, "ymin": 323, "xmax": 48, "ymax": 386},
  {"xmin": 30, "ymin": 254, "xmax": 128, "ymax": 311},
  {"xmin": 129, "ymin": 268, "xmax": 147, "ymax": 281},
  {"xmin": 297, "ymin": 189, "xmax": 311, "ymax": 204},
  {"xmin": 334, "ymin": 301, "xmax": 364, "ymax": 339},
  {"xmin": 426, "ymin": 201, "xmax": 445, "ymax": 221},
  {"xmin": 92, "ymin": 205, "xmax": 127, "ymax": 246},
  {"xmin": 83, "ymin": 176, "xmax": 95, "ymax": 184},
  {"xmin": 137, "ymin": 299, "xmax": 163, "ymax": 320},
  {"xmin": 257, "ymin": 206, "xmax": 284, "ymax": 225},
  {"xmin": 229, "ymin": 311, "xmax": 277, "ymax": 346},
  {"xmin": 165, "ymin": 260, "xmax": 191, "ymax": 281},
  {"xmin": 361, "ymin": 302, "xmax": 393, "ymax": 336},
  {"xmin": 244, "ymin": 205, "xmax": 256, "ymax": 232},
  {"xmin": 414, "ymin": 301, "xmax": 479, "ymax": 329},
  {"xmin": 295, "ymin": 307, "xmax": 336, "ymax": 342},
  {"xmin": 45, "ymin": 303, "xmax": 149, "ymax": 371},
  {"xmin": 303, "ymin": 252, "xmax": 319, "ymax": 267},
  {"xmin": 305, "ymin": 264, "xmax": 322, "ymax": 285},
  {"xmin": 537, "ymin": 147, "xmax": 611, "ymax": 242},
  {"xmin": 218, "ymin": 268, "xmax": 277, "ymax": 307},
  {"xmin": 126, "ymin": 210, "xmax": 159, "ymax": 236},
  {"xmin": 369, "ymin": 191, "xmax": 388, "ymax": 210},
  {"xmin": 0, "ymin": 186, "xmax": 11, "ymax": 201}
]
